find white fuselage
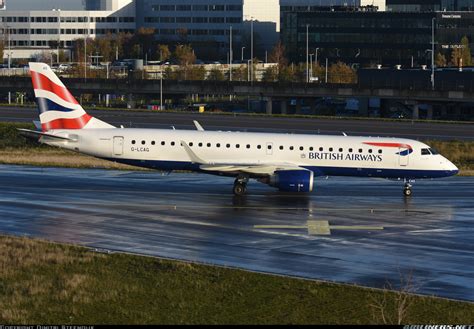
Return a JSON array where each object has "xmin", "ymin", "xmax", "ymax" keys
[{"xmin": 43, "ymin": 128, "xmax": 458, "ymax": 180}]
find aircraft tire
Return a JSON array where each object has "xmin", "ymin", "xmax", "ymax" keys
[
  {"xmin": 403, "ymin": 188, "xmax": 412, "ymax": 197},
  {"xmin": 233, "ymin": 183, "xmax": 247, "ymax": 196}
]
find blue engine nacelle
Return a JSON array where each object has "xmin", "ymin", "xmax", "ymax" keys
[{"xmin": 269, "ymin": 170, "xmax": 314, "ymax": 192}]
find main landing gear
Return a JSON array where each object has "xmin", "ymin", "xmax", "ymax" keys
[
  {"xmin": 403, "ymin": 181, "xmax": 413, "ymax": 197},
  {"xmin": 233, "ymin": 175, "xmax": 249, "ymax": 196}
]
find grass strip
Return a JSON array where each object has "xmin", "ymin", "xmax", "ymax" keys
[{"xmin": 1, "ymin": 234, "xmax": 473, "ymax": 324}]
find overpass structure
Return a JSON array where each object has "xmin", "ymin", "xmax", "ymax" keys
[{"xmin": 1, "ymin": 77, "xmax": 473, "ymax": 119}]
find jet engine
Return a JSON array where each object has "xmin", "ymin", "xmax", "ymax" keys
[{"xmin": 263, "ymin": 169, "xmax": 314, "ymax": 192}]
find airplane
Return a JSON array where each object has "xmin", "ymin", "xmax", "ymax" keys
[{"xmin": 20, "ymin": 63, "xmax": 459, "ymax": 197}]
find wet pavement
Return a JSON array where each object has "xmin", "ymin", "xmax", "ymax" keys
[{"xmin": 0, "ymin": 164, "xmax": 473, "ymax": 301}]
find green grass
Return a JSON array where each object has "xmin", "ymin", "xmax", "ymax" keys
[{"xmin": 1, "ymin": 234, "xmax": 473, "ymax": 324}]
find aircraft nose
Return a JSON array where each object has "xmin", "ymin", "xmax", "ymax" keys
[{"xmin": 446, "ymin": 160, "xmax": 459, "ymax": 176}]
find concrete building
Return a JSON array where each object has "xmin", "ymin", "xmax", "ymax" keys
[
  {"xmin": 136, "ymin": 0, "xmax": 243, "ymax": 59},
  {"xmin": 0, "ymin": 0, "xmax": 135, "ymax": 61}
]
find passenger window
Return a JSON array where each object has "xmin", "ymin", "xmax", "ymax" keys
[
  {"xmin": 198, "ymin": 143, "xmax": 203, "ymax": 147},
  {"xmin": 132, "ymin": 140, "xmax": 136, "ymax": 145},
  {"xmin": 279, "ymin": 146, "xmax": 284, "ymax": 150},
  {"xmin": 216, "ymin": 143, "xmax": 221, "ymax": 148},
  {"xmin": 171, "ymin": 141, "xmax": 175, "ymax": 146},
  {"xmin": 246, "ymin": 144, "xmax": 251, "ymax": 149},
  {"xmin": 257, "ymin": 145, "xmax": 262, "ymax": 149},
  {"xmin": 319, "ymin": 147, "xmax": 323, "ymax": 151},
  {"xmin": 378, "ymin": 149, "xmax": 382, "ymax": 154},
  {"xmin": 358, "ymin": 149, "xmax": 363, "ymax": 153},
  {"xmin": 268, "ymin": 145, "xmax": 272, "ymax": 150},
  {"xmin": 339, "ymin": 148, "xmax": 343, "ymax": 152},
  {"xmin": 329, "ymin": 147, "xmax": 333, "ymax": 152},
  {"xmin": 151, "ymin": 141, "xmax": 156, "ymax": 145},
  {"xmin": 236, "ymin": 144, "xmax": 240, "ymax": 148},
  {"xmin": 141, "ymin": 141, "xmax": 146, "ymax": 145},
  {"xmin": 349, "ymin": 148, "xmax": 353, "ymax": 153},
  {"xmin": 289, "ymin": 146, "xmax": 294, "ymax": 150},
  {"xmin": 421, "ymin": 148, "xmax": 431, "ymax": 155},
  {"xmin": 161, "ymin": 141, "xmax": 165, "ymax": 146},
  {"xmin": 368, "ymin": 149, "xmax": 372, "ymax": 153},
  {"xmin": 226, "ymin": 144, "xmax": 230, "ymax": 148},
  {"xmin": 309, "ymin": 147, "xmax": 314, "ymax": 151},
  {"xmin": 299, "ymin": 146, "xmax": 304, "ymax": 151},
  {"xmin": 189, "ymin": 142, "xmax": 193, "ymax": 147},
  {"xmin": 207, "ymin": 143, "xmax": 211, "ymax": 147}
]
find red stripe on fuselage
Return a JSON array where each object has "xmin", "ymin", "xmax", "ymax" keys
[
  {"xmin": 363, "ymin": 142, "xmax": 412, "ymax": 149},
  {"xmin": 31, "ymin": 71, "xmax": 79, "ymax": 105},
  {"xmin": 41, "ymin": 114, "xmax": 92, "ymax": 131}
]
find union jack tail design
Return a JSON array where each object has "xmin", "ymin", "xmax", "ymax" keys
[{"xmin": 29, "ymin": 62, "xmax": 114, "ymax": 132}]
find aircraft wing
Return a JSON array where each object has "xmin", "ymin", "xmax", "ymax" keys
[{"xmin": 181, "ymin": 140, "xmax": 305, "ymax": 176}]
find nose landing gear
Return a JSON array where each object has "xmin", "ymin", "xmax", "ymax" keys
[{"xmin": 403, "ymin": 181, "xmax": 413, "ymax": 197}]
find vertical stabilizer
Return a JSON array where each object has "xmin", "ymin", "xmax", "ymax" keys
[{"xmin": 29, "ymin": 62, "xmax": 115, "ymax": 131}]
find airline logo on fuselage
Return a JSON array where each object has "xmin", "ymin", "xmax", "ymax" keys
[
  {"xmin": 309, "ymin": 152, "xmax": 382, "ymax": 162},
  {"xmin": 308, "ymin": 142, "xmax": 413, "ymax": 162}
]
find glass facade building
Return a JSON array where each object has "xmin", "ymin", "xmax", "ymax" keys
[
  {"xmin": 386, "ymin": 0, "xmax": 474, "ymax": 12},
  {"xmin": 281, "ymin": 8, "xmax": 474, "ymax": 66}
]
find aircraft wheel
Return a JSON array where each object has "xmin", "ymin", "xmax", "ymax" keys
[
  {"xmin": 403, "ymin": 188, "xmax": 412, "ymax": 197},
  {"xmin": 233, "ymin": 183, "xmax": 247, "ymax": 196}
]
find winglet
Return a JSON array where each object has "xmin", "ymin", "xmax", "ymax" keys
[
  {"xmin": 181, "ymin": 141, "xmax": 207, "ymax": 164},
  {"xmin": 193, "ymin": 120, "xmax": 205, "ymax": 131}
]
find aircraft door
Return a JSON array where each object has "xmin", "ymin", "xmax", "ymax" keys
[
  {"xmin": 266, "ymin": 142, "xmax": 273, "ymax": 155},
  {"xmin": 398, "ymin": 147, "xmax": 409, "ymax": 166},
  {"xmin": 113, "ymin": 136, "xmax": 124, "ymax": 156}
]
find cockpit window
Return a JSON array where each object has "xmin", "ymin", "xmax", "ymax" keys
[
  {"xmin": 421, "ymin": 148, "xmax": 431, "ymax": 155},
  {"xmin": 429, "ymin": 148, "xmax": 439, "ymax": 155}
]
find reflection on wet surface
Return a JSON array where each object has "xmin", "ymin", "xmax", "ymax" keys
[{"xmin": 0, "ymin": 165, "xmax": 473, "ymax": 301}]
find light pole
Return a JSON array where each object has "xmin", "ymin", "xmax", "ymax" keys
[
  {"xmin": 56, "ymin": 9, "xmax": 61, "ymax": 64},
  {"xmin": 105, "ymin": 62, "xmax": 110, "ymax": 107},
  {"xmin": 247, "ymin": 59, "xmax": 251, "ymax": 82},
  {"xmin": 431, "ymin": 17, "xmax": 435, "ymax": 90},
  {"xmin": 309, "ymin": 54, "xmax": 314, "ymax": 80},
  {"xmin": 250, "ymin": 17, "xmax": 254, "ymax": 85},
  {"xmin": 306, "ymin": 24, "xmax": 309, "ymax": 83},
  {"xmin": 241, "ymin": 46, "xmax": 245, "ymax": 61},
  {"xmin": 7, "ymin": 25, "xmax": 11, "ymax": 71},
  {"xmin": 229, "ymin": 25, "xmax": 233, "ymax": 82},
  {"xmin": 160, "ymin": 50, "xmax": 163, "ymax": 110},
  {"xmin": 325, "ymin": 58, "xmax": 328, "ymax": 83},
  {"xmin": 315, "ymin": 47, "xmax": 319, "ymax": 66}
]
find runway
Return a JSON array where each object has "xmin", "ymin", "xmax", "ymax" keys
[
  {"xmin": 1, "ymin": 106, "xmax": 473, "ymax": 141},
  {"xmin": 0, "ymin": 164, "xmax": 473, "ymax": 301}
]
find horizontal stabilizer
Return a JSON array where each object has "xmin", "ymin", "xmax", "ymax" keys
[
  {"xmin": 33, "ymin": 120, "xmax": 42, "ymax": 130},
  {"xmin": 17, "ymin": 128, "xmax": 75, "ymax": 141}
]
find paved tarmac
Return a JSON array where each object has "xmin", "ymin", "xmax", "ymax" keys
[
  {"xmin": 1, "ymin": 106, "xmax": 473, "ymax": 141},
  {"xmin": 0, "ymin": 164, "xmax": 473, "ymax": 301}
]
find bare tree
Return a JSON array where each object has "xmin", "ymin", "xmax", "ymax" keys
[{"xmin": 369, "ymin": 270, "xmax": 418, "ymax": 324}]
